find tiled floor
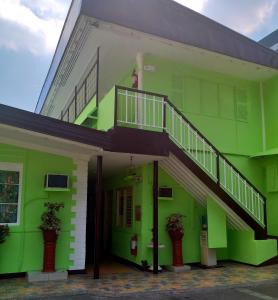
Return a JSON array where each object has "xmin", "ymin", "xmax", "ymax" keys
[{"xmin": 1, "ymin": 262, "xmax": 278, "ymax": 300}]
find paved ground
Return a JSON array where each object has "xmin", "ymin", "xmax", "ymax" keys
[
  {"xmin": 44, "ymin": 282, "xmax": 278, "ymax": 300},
  {"xmin": 2, "ymin": 262, "xmax": 278, "ymax": 299}
]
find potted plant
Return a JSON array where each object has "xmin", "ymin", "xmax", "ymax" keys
[
  {"xmin": 39, "ymin": 202, "xmax": 64, "ymax": 273},
  {"xmin": 0, "ymin": 225, "xmax": 9, "ymax": 244},
  {"xmin": 166, "ymin": 213, "xmax": 185, "ymax": 267}
]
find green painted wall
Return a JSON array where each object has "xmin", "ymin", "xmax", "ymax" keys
[
  {"xmin": 0, "ymin": 144, "xmax": 75, "ymax": 274},
  {"xmin": 97, "ymin": 87, "xmax": 116, "ymax": 131},
  {"xmin": 227, "ymin": 230, "xmax": 277, "ymax": 265},
  {"xmin": 104, "ymin": 167, "xmax": 144, "ymax": 265},
  {"xmin": 75, "ymin": 95, "xmax": 97, "ymax": 126},
  {"xmin": 143, "ymin": 54, "xmax": 263, "ymax": 156},
  {"xmin": 104, "ymin": 164, "xmax": 205, "ymax": 266},
  {"xmin": 263, "ymin": 75, "xmax": 278, "ymax": 150},
  {"xmin": 207, "ymin": 197, "xmax": 227, "ymax": 248}
]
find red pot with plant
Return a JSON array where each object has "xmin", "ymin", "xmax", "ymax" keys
[
  {"xmin": 166, "ymin": 214, "xmax": 185, "ymax": 267},
  {"xmin": 39, "ymin": 202, "xmax": 64, "ymax": 273}
]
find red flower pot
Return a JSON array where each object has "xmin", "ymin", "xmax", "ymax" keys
[
  {"xmin": 42, "ymin": 230, "xmax": 58, "ymax": 273},
  {"xmin": 168, "ymin": 230, "xmax": 184, "ymax": 267}
]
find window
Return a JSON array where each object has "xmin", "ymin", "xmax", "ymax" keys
[
  {"xmin": 0, "ymin": 163, "xmax": 22, "ymax": 225},
  {"xmin": 116, "ymin": 187, "xmax": 133, "ymax": 228}
]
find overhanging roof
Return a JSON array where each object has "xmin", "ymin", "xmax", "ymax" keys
[
  {"xmin": 259, "ymin": 29, "xmax": 278, "ymax": 48},
  {"xmin": 35, "ymin": 0, "xmax": 278, "ymax": 113},
  {"xmin": 0, "ymin": 104, "xmax": 108, "ymax": 149}
]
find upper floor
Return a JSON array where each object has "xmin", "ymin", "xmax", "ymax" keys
[{"xmin": 36, "ymin": 0, "xmax": 278, "ymax": 157}]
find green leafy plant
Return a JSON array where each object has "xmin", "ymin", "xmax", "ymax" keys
[
  {"xmin": 0, "ymin": 225, "xmax": 9, "ymax": 244},
  {"xmin": 166, "ymin": 213, "xmax": 185, "ymax": 233},
  {"xmin": 39, "ymin": 202, "xmax": 64, "ymax": 234}
]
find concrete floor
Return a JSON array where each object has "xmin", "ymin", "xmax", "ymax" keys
[{"xmin": 2, "ymin": 262, "xmax": 278, "ymax": 299}]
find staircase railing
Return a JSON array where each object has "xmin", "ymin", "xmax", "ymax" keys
[
  {"xmin": 115, "ymin": 85, "xmax": 266, "ymax": 227},
  {"xmin": 60, "ymin": 48, "xmax": 99, "ymax": 123}
]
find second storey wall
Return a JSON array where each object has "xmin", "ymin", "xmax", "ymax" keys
[{"xmin": 142, "ymin": 54, "xmax": 263, "ymax": 156}]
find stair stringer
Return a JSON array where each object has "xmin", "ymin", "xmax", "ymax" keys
[{"xmin": 160, "ymin": 154, "xmax": 251, "ymax": 231}]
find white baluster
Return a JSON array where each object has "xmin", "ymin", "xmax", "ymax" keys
[
  {"xmin": 210, "ymin": 146, "xmax": 213, "ymax": 175},
  {"xmin": 231, "ymin": 166, "xmax": 234, "ymax": 195},
  {"xmin": 144, "ymin": 94, "xmax": 147, "ymax": 127},
  {"xmin": 223, "ymin": 159, "xmax": 227, "ymax": 189},
  {"xmin": 153, "ymin": 96, "xmax": 155, "ymax": 128},
  {"xmin": 125, "ymin": 89, "xmax": 128, "ymax": 124},
  {"xmin": 238, "ymin": 173, "xmax": 241, "ymax": 203},
  {"xmin": 244, "ymin": 180, "xmax": 247, "ymax": 209},
  {"xmin": 188, "ymin": 124, "xmax": 191, "ymax": 154},
  {"xmin": 203, "ymin": 139, "xmax": 205, "ymax": 168},
  {"xmin": 257, "ymin": 193, "xmax": 260, "ymax": 222},
  {"xmin": 195, "ymin": 131, "xmax": 198, "ymax": 161},
  {"xmin": 172, "ymin": 107, "xmax": 175, "ymax": 137},
  {"xmin": 180, "ymin": 116, "xmax": 183, "ymax": 147}
]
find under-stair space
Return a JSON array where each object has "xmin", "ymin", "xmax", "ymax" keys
[{"xmin": 112, "ymin": 85, "xmax": 278, "ymax": 264}]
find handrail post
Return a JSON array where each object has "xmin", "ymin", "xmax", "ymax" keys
[
  {"xmin": 263, "ymin": 197, "xmax": 267, "ymax": 228},
  {"xmin": 74, "ymin": 86, "xmax": 77, "ymax": 120},
  {"xmin": 163, "ymin": 97, "xmax": 167, "ymax": 132},
  {"xmin": 114, "ymin": 86, "xmax": 118, "ymax": 128},
  {"xmin": 84, "ymin": 78, "xmax": 87, "ymax": 105},
  {"xmin": 96, "ymin": 47, "xmax": 100, "ymax": 107},
  {"xmin": 216, "ymin": 152, "xmax": 220, "ymax": 185}
]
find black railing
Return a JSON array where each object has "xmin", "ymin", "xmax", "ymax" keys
[{"xmin": 60, "ymin": 48, "xmax": 99, "ymax": 123}]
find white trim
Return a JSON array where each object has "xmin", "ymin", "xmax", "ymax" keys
[
  {"xmin": 69, "ymin": 159, "xmax": 88, "ymax": 270},
  {"xmin": 270, "ymin": 43, "xmax": 278, "ymax": 51},
  {"xmin": 0, "ymin": 124, "xmax": 103, "ymax": 159},
  {"xmin": 260, "ymin": 81, "xmax": 266, "ymax": 151},
  {"xmin": 0, "ymin": 162, "xmax": 23, "ymax": 226}
]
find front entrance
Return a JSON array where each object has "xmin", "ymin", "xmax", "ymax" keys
[{"xmin": 85, "ymin": 175, "xmax": 135, "ymax": 276}]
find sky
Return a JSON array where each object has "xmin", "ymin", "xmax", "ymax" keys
[{"xmin": 0, "ymin": 0, "xmax": 277, "ymax": 112}]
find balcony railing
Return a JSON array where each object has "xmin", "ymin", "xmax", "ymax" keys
[
  {"xmin": 60, "ymin": 48, "xmax": 99, "ymax": 123},
  {"xmin": 115, "ymin": 86, "xmax": 266, "ymax": 227}
]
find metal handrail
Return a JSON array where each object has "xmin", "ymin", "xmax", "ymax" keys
[{"xmin": 114, "ymin": 85, "xmax": 266, "ymax": 226}]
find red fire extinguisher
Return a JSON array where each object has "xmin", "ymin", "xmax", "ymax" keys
[{"xmin": 130, "ymin": 234, "xmax": 137, "ymax": 256}]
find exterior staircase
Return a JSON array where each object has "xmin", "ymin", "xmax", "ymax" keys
[{"xmin": 115, "ymin": 86, "xmax": 267, "ymax": 239}]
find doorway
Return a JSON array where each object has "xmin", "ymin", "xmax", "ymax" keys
[{"xmin": 85, "ymin": 175, "xmax": 135, "ymax": 275}]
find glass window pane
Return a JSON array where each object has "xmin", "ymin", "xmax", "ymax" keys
[
  {"xmin": 0, "ymin": 184, "xmax": 19, "ymax": 203},
  {"xmin": 0, "ymin": 204, "xmax": 18, "ymax": 223},
  {"xmin": 0, "ymin": 171, "xmax": 19, "ymax": 184}
]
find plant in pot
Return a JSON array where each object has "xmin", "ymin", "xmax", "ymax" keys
[
  {"xmin": 39, "ymin": 202, "xmax": 64, "ymax": 273},
  {"xmin": 0, "ymin": 225, "xmax": 9, "ymax": 244},
  {"xmin": 166, "ymin": 213, "xmax": 185, "ymax": 267}
]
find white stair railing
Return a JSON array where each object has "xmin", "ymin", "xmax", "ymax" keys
[{"xmin": 115, "ymin": 86, "xmax": 265, "ymax": 227}]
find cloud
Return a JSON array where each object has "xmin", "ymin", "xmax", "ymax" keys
[
  {"xmin": 0, "ymin": 0, "xmax": 70, "ymax": 55},
  {"xmin": 174, "ymin": 0, "xmax": 208, "ymax": 12},
  {"xmin": 201, "ymin": 0, "xmax": 278, "ymax": 37}
]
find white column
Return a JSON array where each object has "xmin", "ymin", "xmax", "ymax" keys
[
  {"xmin": 136, "ymin": 52, "xmax": 144, "ymax": 90},
  {"xmin": 136, "ymin": 53, "xmax": 144, "ymax": 127}
]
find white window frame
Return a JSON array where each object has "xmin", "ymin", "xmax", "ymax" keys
[{"xmin": 0, "ymin": 163, "xmax": 23, "ymax": 226}]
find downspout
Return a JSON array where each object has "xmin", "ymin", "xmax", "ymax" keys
[{"xmin": 260, "ymin": 81, "xmax": 266, "ymax": 151}]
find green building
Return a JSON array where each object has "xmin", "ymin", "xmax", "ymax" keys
[{"xmin": 1, "ymin": 0, "xmax": 278, "ymax": 278}]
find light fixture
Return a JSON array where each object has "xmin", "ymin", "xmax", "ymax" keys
[{"xmin": 123, "ymin": 156, "xmax": 142, "ymax": 182}]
